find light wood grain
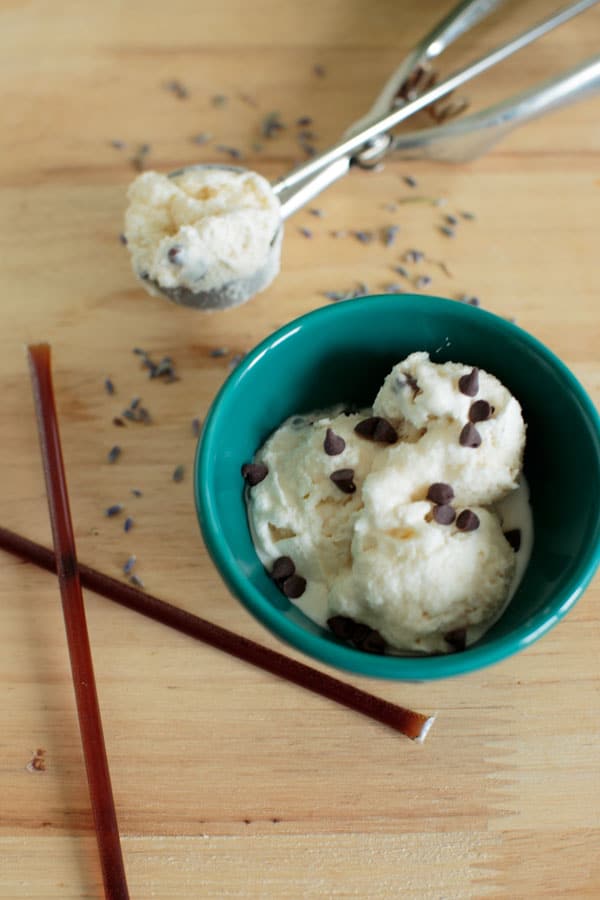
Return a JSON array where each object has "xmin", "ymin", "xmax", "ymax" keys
[{"xmin": 1, "ymin": 1, "xmax": 599, "ymax": 897}]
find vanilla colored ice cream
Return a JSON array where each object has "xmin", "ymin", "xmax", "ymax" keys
[
  {"xmin": 124, "ymin": 167, "xmax": 282, "ymax": 308},
  {"xmin": 243, "ymin": 353, "xmax": 531, "ymax": 655}
]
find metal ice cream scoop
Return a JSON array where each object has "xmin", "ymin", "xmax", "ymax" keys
[{"xmin": 139, "ymin": 0, "xmax": 600, "ymax": 311}]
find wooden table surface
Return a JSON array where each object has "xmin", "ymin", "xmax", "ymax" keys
[{"xmin": 2, "ymin": 1, "xmax": 599, "ymax": 897}]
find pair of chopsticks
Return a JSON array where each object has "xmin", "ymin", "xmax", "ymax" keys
[{"xmin": 22, "ymin": 343, "xmax": 433, "ymax": 899}]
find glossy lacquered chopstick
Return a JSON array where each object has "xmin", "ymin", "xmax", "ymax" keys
[
  {"xmin": 1, "ymin": 524, "xmax": 434, "ymax": 743},
  {"xmin": 27, "ymin": 344, "xmax": 130, "ymax": 900}
]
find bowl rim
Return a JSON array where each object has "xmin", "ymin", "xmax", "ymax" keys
[{"xmin": 195, "ymin": 294, "xmax": 600, "ymax": 679}]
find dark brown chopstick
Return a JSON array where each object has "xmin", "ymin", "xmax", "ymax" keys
[
  {"xmin": 1, "ymin": 525, "xmax": 434, "ymax": 742},
  {"xmin": 27, "ymin": 344, "xmax": 129, "ymax": 900}
]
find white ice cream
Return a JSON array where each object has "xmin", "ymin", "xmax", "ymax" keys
[
  {"xmin": 124, "ymin": 168, "xmax": 281, "ymax": 306},
  {"xmin": 245, "ymin": 353, "xmax": 530, "ymax": 655}
]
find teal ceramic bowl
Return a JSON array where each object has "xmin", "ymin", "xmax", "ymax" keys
[{"xmin": 195, "ymin": 295, "xmax": 600, "ymax": 679}]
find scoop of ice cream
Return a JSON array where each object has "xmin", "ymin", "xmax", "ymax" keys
[
  {"xmin": 124, "ymin": 167, "xmax": 281, "ymax": 304},
  {"xmin": 249, "ymin": 408, "xmax": 385, "ymax": 588},
  {"xmin": 328, "ymin": 503, "xmax": 516, "ymax": 654},
  {"xmin": 369, "ymin": 351, "xmax": 525, "ymax": 510}
]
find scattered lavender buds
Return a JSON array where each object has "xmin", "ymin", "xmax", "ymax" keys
[
  {"xmin": 216, "ymin": 144, "xmax": 242, "ymax": 160},
  {"xmin": 164, "ymin": 79, "xmax": 189, "ymax": 99},
  {"xmin": 308, "ymin": 207, "xmax": 324, "ymax": 218},
  {"xmin": 458, "ymin": 293, "xmax": 481, "ymax": 307},
  {"xmin": 129, "ymin": 574, "xmax": 145, "ymax": 588},
  {"xmin": 445, "ymin": 214, "xmax": 459, "ymax": 226},
  {"xmin": 133, "ymin": 348, "xmax": 179, "ymax": 382},
  {"xmin": 393, "ymin": 265, "xmax": 409, "ymax": 278},
  {"xmin": 354, "ymin": 230, "xmax": 374, "ymax": 244},
  {"xmin": 313, "ymin": 64, "xmax": 326, "ymax": 77},
  {"xmin": 460, "ymin": 210, "xmax": 476, "ymax": 220},
  {"xmin": 110, "ymin": 139, "xmax": 126, "ymax": 150},
  {"xmin": 123, "ymin": 517, "xmax": 134, "ymax": 532},
  {"xmin": 107, "ymin": 445, "xmax": 122, "ymax": 464},
  {"xmin": 113, "ymin": 417, "xmax": 125, "ymax": 427},
  {"xmin": 191, "ymin": 132, "xmax": 212, "ymax": 145},
  {"xmin": 123, "ymin": 555, "xmax": 137, "ymax": 575},
  {"xmin": 381, "ymin": 225, "xmax": 400, "ymax": 247},
  {"xmin": 119, "ymin": 233, "xmax": 127, "ymax": 245},
  {"xmin": 228, "ymin": 352, "xmax": 245, "ymax": 370},
  {"xmin": 105, "ymin": 504, "xmax": 124, "ymax": 517},
  {"xmin": 415, "ymin": 275, "xmax": 432, "ymax": 289},
  {"xmin": 296, "ymin": 116, "xmax": 313, "ymax": 127},
  {"xmin": 298, "ymin": 227, "xmax": 313, "ymax": 239},
  {"xmin": 210, "ymin": 346, "xmax": 229, "ymax": 358},
  {"xmin": 404, "ymin": 249, "xmax": 424, "ymax": 263},
  {"xmin": 192, "ymin": 417, "xmax": 202, "ymax": 437},
  {"xmin": 261, "ymin": 111, "xmax": 285, "ymax": 138},
  {"xmin": 211, "ymin": 94, "xmax": 228, "ymax": 107},
  {"xmin": 131, "ymin": 489, "xmax": 143, "ymax": 498},
  {"xmin": 172, "ymin": 464, "xmax": 185, "ymax": 483},
  {"xmin": 439, "ymin": 224, "xmax": 456, "ymax": 238},
  {"xmin": 403, "ymin": 175, "xmax": 418, "ymax": 188},
  {"xmin": 131, "ymin": 143, "xmax": 151, "ymax": 172},
  {"xmin": 104, "ymin": 377, "xmax": 115, "ymax": 395}
]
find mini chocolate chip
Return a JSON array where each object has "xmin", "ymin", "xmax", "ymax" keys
[
  {"xmin": 433, "ymin": 504, "xmax": 456, "ymax": 525},
  {"xmin": 426, "ymin": 482, "xmax": 454, "ymax": 505},
  {"xmin": 459, "ymin": 423, "xmax": 482, "ymax": 448},
  {"xmin": 456, "ymin": 509, "xmax": 480, "ymax": 532},
  {"xmin": 167, "ymin": 245, "xmax": 184, "ymax": 265},
  {"xmin": 282, "ymin": 574, "xmax": 306, "ymax": 598},
  {"xmin": 271, "ymin": 556, "xmax": 295, "ymax": 583},
  {"xmin": 469, "ymin": 400, "xmax": 493, "ymax": 423},
  {"xmin": 360, "ymin": 630, "xmax": 387, "ymax": 654},
  {"xmin": 504, "ymin": 529, "xmax": 521, "ymax": 552},
  {"xmin": 327, "ymin": 615, "xmax": 357, "ymax": 640},
  {"xmin": 445, "ymin": 628, "xmax": 467, "ymax": 651},
  {"xmin": 458, "ymin": 367, "xmax": 479, "ymax": 397},
  {"xmin": 330, "ymin": 468, "xmax": 356, "ymax": 494},
  {"xmin": 241, "ymin": 462, "xmax": 268, "ymax": 486},
  {"xmin": 354, "ymin": 416, "xmax": 398, "ymax": 444},
  {"xmin": 324, "ymin": 427, "xmax": 346, "ymax": 456}
]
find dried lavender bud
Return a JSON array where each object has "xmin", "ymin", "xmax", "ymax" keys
[
  {"xmin": 192, "ymin": 417, "xmax": 202, "ymax": 437},
  {"xmin": 104, "ymin": 377, "xmax": 115, "ymax": 395},
  {"xmin": 164, "ymin": 79, "xmax": 189, "ymax": 99},
  {"xmin": 110, "ymin": 139, "xmax": 126, "ymax": 149},
  {"xmin": 296, "ymin": 115, "xmax": 313, "ymax": 126},
  {"xmin": 308, "ymin": 208, "xmax": 324, "ymax": 218},
  {"xmin": 107, "ymin": 445, "xmax": 122, "ymax": 464},
  {"xmin": 393, "ymin": 265, "xmax": 409, "ymax": 278},
  {"xmin": 298, "ymin": 227, "xmax": 313, "ymax": 239},
  {"xmin": 131, "ymin": 489, "xmax": 143, "ymax": 497},
  {"xmin": 216, "ymin": 145, "xmax": 242, "ymax": 160},
  {"xmin": 354, "ymin": 230, "xmax": 374, "ymax": 244},
  {"xmin": 403, "ymin": 175, "xmax": 418, "ymax": 188},
  {"xmin": 460, "ymin": 210, "xmax": 476, "ymax": 220},
  {"xmin": 123, "ymin": 517, "xmax": 134, "ymax": 533},
  {"xmin": 211, "ymin": 94, "xmax": 228, "ymax": 107},
  {"xmin": 118, "ymin": 233, "xmax": 127, "ymax": 245},
  {"xmin": 445, "ymin": 214, "xmax": 458, "ymax": 226},
  {"xmin": 210, "ymin": 347, "xmax": 229, "ymax": 358},
  {"xmin": 129, "ymin": 573, "xmax": 145, "ymax": 588},
  {"xmin": 415, "ymin": 275, "xmax": 432, "ymax": 289},
  {"xmin": 191, "ymin": 132, "xmax": 212, "ymax": 145},
  {"xmin": 105, "ymin": 504, "xmax": 123, "ymax": 517},
  {"xmin": 113, "ymin": 417, "xmax": 125, "ymax": 427},
  {"xmin": 404, "ymin": 249, "xmax": 424, "ymax": 263},
  {"xmin": 382, "ymin": 225, "xmax": 400, "ymax": 247},
  {"xmin": 261, "ymin": 111, "xmax": 285, "ymax": 138},
  {"xmin": 313, "ymin": 64, "xmax": 326, "ymax": 77},
  {"xmin": 439, "ymin": 225, "xmax": 456, "ymax": 238},
  {"xmin": 172, "ymin": 464, "xmax": 185, "ymax": 483},
  {"xmin": 123, "ymin": 555, "xmax": 136, "ymax": 575}
]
